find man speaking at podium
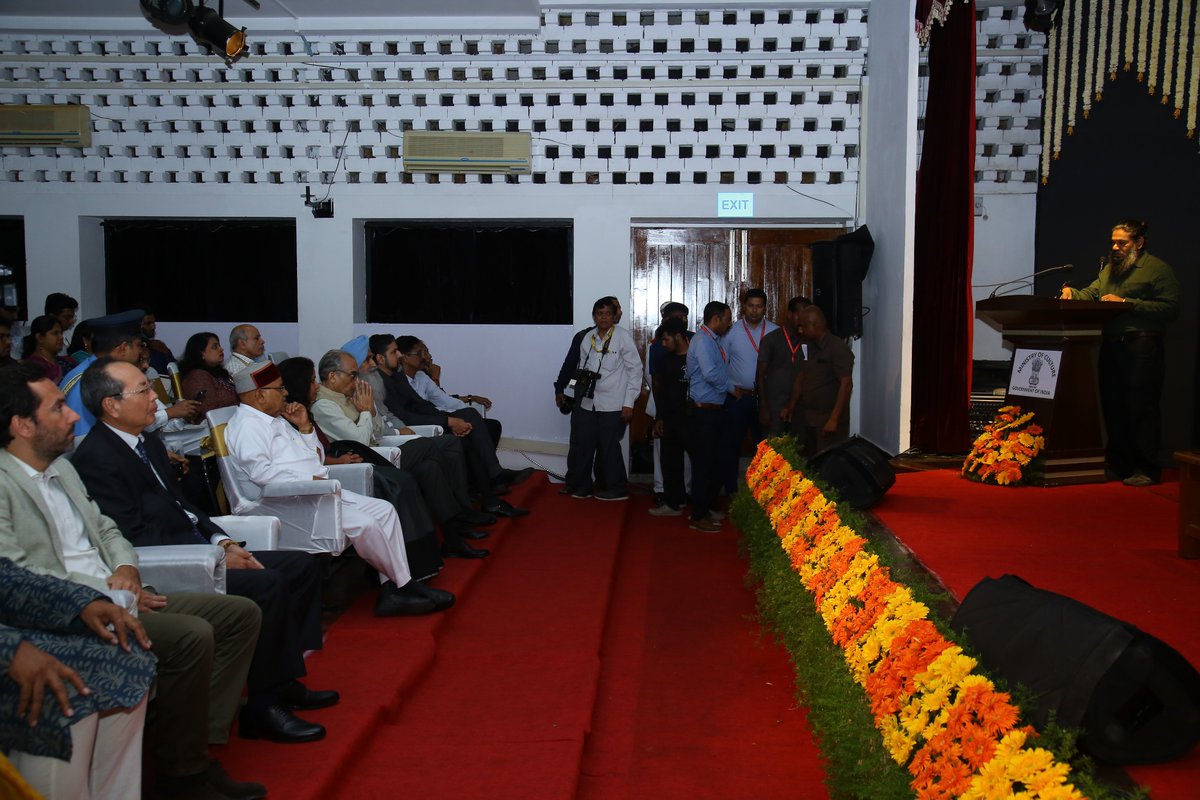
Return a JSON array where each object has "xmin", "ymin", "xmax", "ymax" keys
[{"xmin": 1060, "ymin": 219, "xmax": 1179, "ymax": 487}]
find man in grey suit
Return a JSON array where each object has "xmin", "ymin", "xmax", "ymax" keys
[{"xmin": 0, "ymin": 364, "xmax": 267, "ymax": 800}]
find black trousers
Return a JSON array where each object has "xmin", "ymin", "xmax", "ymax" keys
[
  {"xmin": 659, "ymin": 413, "xmax": 693, "ymax": 509},
  {"xmin": 722, "ymin": 393, "xmax": 762, "ymax": 494},
  {"xmin": 1099, "ymin": 336, "xmax": 1165, "ymax": 481},
  {"xmin": 566, "ymin": 407, "xmax": 627, "ymax": 493},
  {"xmin": 232, "ymin": 551, "xmax": 323, "ymax": 712},
  {"xmin": 449, "ymin": 407, "xmax": 503, "ymax": 494},
  {"xmin": 688, "ymin": 407, "xmax": 726, "ymax": 521}
]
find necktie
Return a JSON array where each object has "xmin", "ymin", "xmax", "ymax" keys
[
  {"xmin": 134, "ymin": 438, "xmax": 151, "ymax": 466},
  {"xmin": 138, "ymin": 437, "xmax": 208, "ymax": 544}
]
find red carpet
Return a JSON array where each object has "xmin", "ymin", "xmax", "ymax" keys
[
  {"xmin": 872, "ymin": 469, "xmax": 1200, "ymax": 799},
  {"xmin": 213, "ymin": 476, "xmax": 826, "ymax": 798}
]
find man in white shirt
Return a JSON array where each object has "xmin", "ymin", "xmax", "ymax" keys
[
  {"xmin": 223, "ymin": 361, "xmax": 453, "ymax": 617},
  {"xmin": 563, "ymin": 297, "xmax": 643, "ymax": 501},
  {"xmin": 224, "ymin": 324, "xmax": 266, "ymax": 377}
]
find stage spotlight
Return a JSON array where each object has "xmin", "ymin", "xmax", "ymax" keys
[
  {"xmin": 188, "ymin": 5, "xmax": 247, "ymax": 61},
  {"xmin": 140, "ymin": 0, "xmax": 194, "ymax": 27},
  {"xmin": 1023, "ymin": 0, "xmax": 1061, "ymax": 33}
]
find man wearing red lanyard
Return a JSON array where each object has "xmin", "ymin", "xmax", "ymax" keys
[
  {"xmin": 721, "ymin": 289, "xmax": 778, "ymax": 495},
  {"xmin": 756, "ymin": 296, "xmax": 812, "ymax": 437}
]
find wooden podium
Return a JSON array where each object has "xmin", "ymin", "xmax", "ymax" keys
[{"xmin": 976, "ymin": 296, "xmax": 1127, "ymax": 486}]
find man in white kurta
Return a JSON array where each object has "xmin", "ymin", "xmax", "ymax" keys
[{"xmin": 223, "ymin": 361, "xmax": 452, "ymax": 616}]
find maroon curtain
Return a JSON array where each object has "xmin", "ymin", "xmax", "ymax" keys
[{"xmin": 910, "ymin": 0, "xmax": 977, "ymax": 454}]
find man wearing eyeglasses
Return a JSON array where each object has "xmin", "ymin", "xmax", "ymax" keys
[
  {"xmin": 73, "ymin": 357, "xmax": 334, "ymax": 745},
  {"xmin": 1060, "ymin": 219, "xmax": 1179, "ymax": 487}
]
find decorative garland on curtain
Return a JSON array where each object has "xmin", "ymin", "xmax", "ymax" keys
[
  {"xmin": 916, "ymin": 0, "xmax": 958, "ymax": 46},
  {"xmin": 1042, "ymin": 0, "xmax": 1200, "ymax": 182}
]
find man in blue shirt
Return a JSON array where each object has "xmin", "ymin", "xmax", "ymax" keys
[
  {"xmin": 59, "ymin": 310, "xmax": 147, "ymax": 438},
  {"xmin": 685, "ymin": 300, "xmax": 740, "ymax": 532},
  {"xmin": 721, "ymin": 288, "xmax": 778, "ymax": 495}
]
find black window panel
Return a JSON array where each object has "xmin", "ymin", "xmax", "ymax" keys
[
  {"xmin": 0, "ymin": 218, "xmax": 28, "ymax": 319},
  {"xmin": 366, "ymin": 220, "xmax": 572, "ymax": 324},
  {"xmin": 103, "ymin": 219, "xmax": 297, "ymax": 321}
]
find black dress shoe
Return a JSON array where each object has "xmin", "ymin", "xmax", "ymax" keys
[
  {"xmin": 277, "ymin": 680, "xmax": 340, "ymax": 710},
  {"xmin": 443, "ymin": 541, "xmax": 490, "ymax": 559},
  {"xmin": 488, "ymin": 481, "xmax": 512, "ymax": 496},
  {"xmin": 374, "ymin": 589, "xmax": 435, "ymax": 617},
  {"xmin": 206, "ymin": 761, "xmax": 268, "ymax": 800},
  {"xmin": 238, "ymin": 704, "xmax": 326, "ymax": 744},
  {"xmin": 459, "ymin": 509, "xmax": 498, "ymax": 527},
  {"xmin": 407, "ymin": 581, "xmax": 456, "ymax": 611},
  {"xmin": 460, "ymin": 528, "xmax": 491, "ymax": 540},
  {"xmin": 482, "ymin": 498, "xmax": 530, "ymax": 517},
  {"xmin": 498, "ymin": 467, "xmax": 535, "ymax": 486}
]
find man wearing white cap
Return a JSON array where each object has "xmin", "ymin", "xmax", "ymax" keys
[{"xmin": 223, "ymin": 361, "xmax": 452, "ymax": 617}]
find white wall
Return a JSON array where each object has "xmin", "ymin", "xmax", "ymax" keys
[
  {"xmin": 859, "ymin": 0, "xmax": 919, "ymax": 455},
  {"xmin": 970, "ymin": 191, "xmax": 1038, "ymax": 362}
]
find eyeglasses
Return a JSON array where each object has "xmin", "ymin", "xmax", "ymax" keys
[
  {"xmin": 258, "ymin": 386, "xmax": 288, "ymax": 393},
  {"xmin": 331, "ymin": 369, "xmax": 359, "ymax": 378},
  {"xmin": 110, "ymin": 384, "xmax": 154, "ymax": 399}
]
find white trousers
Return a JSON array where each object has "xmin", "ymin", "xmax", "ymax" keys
[
  {"xmin": 10, "ymin": 694, "xmax": 147, "ymax": 800},
  {"xmin": 341, "ymin": 490, "xmax": 412, "ymax": 587}
]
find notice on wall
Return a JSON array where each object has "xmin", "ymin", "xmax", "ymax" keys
[{"xmin": 1008, "ymin": 348, "xmax": 1062, "ymax": 399}]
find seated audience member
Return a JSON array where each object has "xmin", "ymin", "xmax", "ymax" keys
[
  {"xmin": 0, "ymin": 315, "xmax": 16, "ymax": 368},
  {"xmin": 782, "ymin": 305, "xmax": 854, "ymax": 457},
  {"xmin": 374, "ymin": 334, "xmax": 531, "ymax": 516},
  {"xmin": 410, "ymin": 340, "xmax": 503, "ymax": 446},
  {"xmin": 310, "ymin": 349, "xmax": 489, "ymax": 559},
  {"xmin": 225, "ymin": 325, "xmax": 267, "ymax": 377},
  {"xmin": 60, "ymin": 310, "xmax": 147, "ymax": 438},
  {"xmin": 179, "ymin": 332, "xmax": 240, "ymax": 420},
  {"xmin": 0, "ymin": 364, "xmax": 267, "ymax": 800},
  {"xmin": 43, "ymin": 293, "xmax": 79, "ymax": 346},
  {"xmin": 136, "ymin": 344, "xmax": 203, "ymax": 446},
  {"xmin": 20, "ymin": 316, "xmax": 69, "ymax": 384},
  {"xmin": 73, "ymin": 357, "xmax": 334, "ymax": 744},
  {"xmin": 140, "ymin": 310, "xmax": 177, "ymax": 374},
  {"xmin": 224, "ymin": 360, "xmax": 453, "ymax": 617},
  {"xmin": 66, "ymin": 321, "xmax": 93, "ymax": 365},
  {"xmin": 1, "ymin": 557, "xmax": 155, "ymax": 800},
  {"xmin": 280, "ymin": 354, "xmax": 445, "ymax": 576},
  {"xmin": 563, "ymin": 297, "xmax": 642, "ymax": 501}
]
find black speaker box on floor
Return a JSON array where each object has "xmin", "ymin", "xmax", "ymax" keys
[
  {"xmin": 951, "ymin": 574, "xmax": 1200, "ymax": 764},
  {"xmin": 811, "ymin": 224, "xmax": 875, "ymax": 338},
  {"xmin": 808, "ymin": 435, "xmax": 895, "ymax": 509}
]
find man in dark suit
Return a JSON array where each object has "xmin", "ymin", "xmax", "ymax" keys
[
  {"xmin": 71, "ymin": 357, "xmax": 336, "ymax": 745},
  {"xmin": 370, "ymin": 333, "xmax": 532, "ymax": 517}
]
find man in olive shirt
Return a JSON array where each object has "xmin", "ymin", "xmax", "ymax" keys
[
  {"xmin": 1061, "ymin": 219, "xmax": 1179, "ymax": 486},
  {"xmin": 782, "ymin": 306, "xmax": 854, "ymax": 458}
]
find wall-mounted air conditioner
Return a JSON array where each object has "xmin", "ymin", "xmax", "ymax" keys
[
  {"xmin": 402, "ymin": 131, "xmax": 531, "ymax": 174},
  {"xmin": 0, "ymin": 105, "xmax": 91, "ymax": 147}
]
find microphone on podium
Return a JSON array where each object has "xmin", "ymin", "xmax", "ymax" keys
[{"xmin": 987, "ymin": 263, "xmax": 1073, "ymax": 298}]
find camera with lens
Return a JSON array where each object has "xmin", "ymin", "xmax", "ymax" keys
[{"xmin": 566, "ymin": 368, "xmax": 602, "ymax": 401}]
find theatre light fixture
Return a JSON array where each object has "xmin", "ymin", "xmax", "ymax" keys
[{"xmin": 140, "ymin": 0, "xmax": 248, "ymax": 64}]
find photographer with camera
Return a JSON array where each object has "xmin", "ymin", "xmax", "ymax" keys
[{"xmin": 562, "ymin": 297, "xmax": 642, "ymax": 501}]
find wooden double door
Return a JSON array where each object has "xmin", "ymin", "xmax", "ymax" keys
[{"xmin": 627, "ymin": 225, "xmax": 842, "ymax": 445}]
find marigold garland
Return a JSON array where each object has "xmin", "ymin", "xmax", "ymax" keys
[
  {"xmin": 961, "ymin": 405, "xmax": 1045, "ymax": 486},
  {"xmin": 745, "ymin": 440, "xmax": 1085, "ymax": 799}
]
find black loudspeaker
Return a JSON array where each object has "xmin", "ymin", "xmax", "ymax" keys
[
  {"xmin": 951, "ymin": 575, "xmax": 1200, "ymax": 764},
  {"xmin": 808, "ymin": 435, "xmax": 895, "ymax": 509},
  {"xmin": 811, "ymin": 224, "xmax": 875, "ymax": 338}
]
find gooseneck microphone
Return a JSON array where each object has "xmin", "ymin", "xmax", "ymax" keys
[{"xmin": 986, "ymin": 263, "xmax": 1073, "ymax": 298}]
